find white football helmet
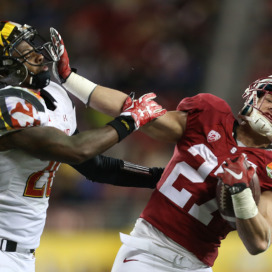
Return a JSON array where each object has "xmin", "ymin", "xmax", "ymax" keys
[{"xmin": 240, "ymin": 76, "xmax": 272, "ymax": 139}]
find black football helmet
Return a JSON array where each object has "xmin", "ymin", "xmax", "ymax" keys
[{"xmin": 0, "ymin": 21, "xmax": 59, "ymax": 88}]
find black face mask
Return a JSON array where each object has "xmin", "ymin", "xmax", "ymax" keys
[
  {"xmin": 0, "ymin": 56, "xmax": 51, "ymax": 89},
  {"xmin": 0, "ymin": 57, "xmax": 28, "ymax": 87},
  {"xmin": 29, "ymin": 70, "xmax": 51, "ymax": 89}
]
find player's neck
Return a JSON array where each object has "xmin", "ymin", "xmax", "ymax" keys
[{"xmin": 236, "ymin": 123, "xmax": 271, "ymax": 148}]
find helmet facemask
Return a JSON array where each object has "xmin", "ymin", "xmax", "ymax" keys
[
  {"xmin": 239, "ymin": 77, "xmax": 272, "ymax": 139},
  {"xmin": 1, "ymin": 23, "xmax": 58, "ymax": 65}
]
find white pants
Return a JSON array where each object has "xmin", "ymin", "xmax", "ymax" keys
[
  {"xmin": 112, "ymin": 243, "xmax": 212, "ymax": 272},
  {"xmin": 112, "ymin": 219, "xmax": 212, "ymax": 272},
  {"xmin": 0, "ymin": 250, "xmax": 35, "ymax": 272}
]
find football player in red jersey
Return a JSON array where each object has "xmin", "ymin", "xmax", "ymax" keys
[
  {"xmin": 110, "ymin": 85, "xmax": 272, "ymax": 272},
  {"xmin": 51, "ymin": 29, "xmax": 272, "ymax": 272},
  {"xmin": 0, "ymin": 21, "xmax": 166, "ymax": 272}
]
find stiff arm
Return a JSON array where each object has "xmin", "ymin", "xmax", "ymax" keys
[{"xmin": 141, "ymin": 110, "xmax": 187, "ymax": 143}]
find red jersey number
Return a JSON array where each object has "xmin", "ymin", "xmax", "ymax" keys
[{"xmin": 24, "ymin": 161, "xmax": 60, "ymax": 198}]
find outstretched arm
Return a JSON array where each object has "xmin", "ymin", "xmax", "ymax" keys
[
  {"xmin": 141, "ymin": 110, "xmax": 188, "ymax": 143},
  {"xmin": 0, "ymin": 125, "xmax": 119, "ymax": 164},
  {"xmin": 88, "ymin": 85, "xmax": 127, "ymax": 117},
  {"xmin": 51, "ymin": 27, "xmax": 185, "ymax": 142},
  {"xmin": 0, "ymin": 92, "xmax": 165, "ymax": 164},
  {"xmin": 50, "ymin": 27, "xmax": 127, "ymax": 116}
]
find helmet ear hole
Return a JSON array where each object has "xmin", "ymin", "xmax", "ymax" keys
[{"xmin": 0, "ymin": 56, "xmax": 28, "ymax": 86}]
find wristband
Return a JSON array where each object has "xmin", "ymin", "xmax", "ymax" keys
[
  {"xmin": 231, "ymin": 188, "xmax": 258, "ymax": 219},
  {"xmin": 228, "ymin": 183, "xmax": 247, "ymax": 195},
  {"xmin": 107, "ymin": 116, "xmax": 135, "ymax": 142},
  {"xmin": 62, "ymin": 72, "xmax": 97, "ymax": 104}
]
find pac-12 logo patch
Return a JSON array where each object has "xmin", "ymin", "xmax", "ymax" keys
[
  {"xmin": 266, "ymin": 162, "xmax": 272, "ymax": 179},
  {"xmin": 207, "ymin": 130, "xmax": 221, "ymax": 143}
]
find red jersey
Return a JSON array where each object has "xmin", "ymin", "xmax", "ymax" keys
[{"xmin": 141, "ymin": 93, "xmax": 272, "ymax": 266}]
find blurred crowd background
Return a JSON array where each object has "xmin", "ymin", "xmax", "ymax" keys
[{"xmin": 2, "ymin": 0, "xmax": 272, "ymax": 271}]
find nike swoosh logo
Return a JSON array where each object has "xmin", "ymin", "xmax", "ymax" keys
[
  {"xmin": 225, "ymin": 168, "xmax": 243, "ymax": 179},
  {"xmin": 123, "ymin": 258, "xmax": 139, "ymax": 263}
]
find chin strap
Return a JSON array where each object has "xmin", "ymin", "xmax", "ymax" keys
[
  {"xmin": 28, "ymin": 70, "xmax": 51, "ymax": 89},
  {"xmin": 250, "ymin": 107, "xmax": 272, "ymax": 134},
  {"xmin": 240, "ymin": 113, "xmax": 272, "ymax": 141}
]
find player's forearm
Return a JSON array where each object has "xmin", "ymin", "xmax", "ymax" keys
[
  {"xmin": 141, "ymin": 111, "xmax": 186, "ymax": 143},
  {"xmin": 88, "ymin": 85, "xmax": 128, "ymax": 117},
  {"xmin": 65, "ymin": 126, "xmax": 119, "ymax": 163},
  {"xmin": 41, "ymin": 126, "xmax": 119, "ymax": 164},
  {"xmin": 236, "ymin": 213, "xmax": 271, "ymax": 255},
  {"xmin": 231, "ymin": 186, "xmax": 271, "ymax": 254},
  {"xmin": 62, "ymin": 73, "xmax": 128, "ymax": 116},
  {"xmin": 4, "ymin": 126, "xmax": 119, "ymax": 164},
  {"xmin": 70, "ymin": 155, "xmax": 162, "ymax": 188},
  {"xmin": 53, "ymin": 32, "xmax": 128, "ymax": 114}
]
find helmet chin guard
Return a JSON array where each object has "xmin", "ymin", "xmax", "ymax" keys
[
  {"xmin": 240, "ymin": 76, "xmax": 272, "ymax": 139},
  {"xmin": 243, "ymin": 109, "xmax": 272, "ymax": 139},
  {"xmin": 0, "ymin": 56, "xmax": 28, "ymax": 86},
  {"xmin": 29, "ymin": 70, "xmax": 50, "ymax": 89}
]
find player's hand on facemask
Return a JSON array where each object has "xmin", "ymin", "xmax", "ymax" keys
[
  {"xmin": 121, "ymin": 92, "xmax": 167, "ymax": 130},
  {"xmin": 50, "ymin": 27, "xmax": 71, "ymax": 83}
]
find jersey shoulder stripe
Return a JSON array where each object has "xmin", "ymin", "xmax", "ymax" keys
[
  {"xmin": 0, "ymin": 87, "xmax": 45, "ymax": 112},
  {"xmin": 0, "ymin": 86, "xmax": 48, "ymax": 134}
]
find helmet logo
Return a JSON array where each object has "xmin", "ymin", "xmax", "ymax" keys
[{"xmin": 266, "ymin": 162, "xmax": 272, "ymax": 179}]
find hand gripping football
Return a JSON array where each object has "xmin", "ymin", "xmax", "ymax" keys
[{"xmin": 216, "ymin": 155, "xmax": 261, "ymax": 229}]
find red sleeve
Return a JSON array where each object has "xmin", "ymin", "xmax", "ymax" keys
[{"xmin": 177, "ymin": 93, "xmax": 232, "ymax": 114}]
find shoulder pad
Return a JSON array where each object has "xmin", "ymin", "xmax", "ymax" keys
[
  {"xmin": 0, "ymin": 86, "xmax": 49, "ymax": 135},
  {"xmin": 177, "ymin": 93, "xmax": 231, "ymax": 113}
]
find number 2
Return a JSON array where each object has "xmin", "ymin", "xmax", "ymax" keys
[
  {"xmin": 159, "ymin": 144, "xmax": 219, "ymax": 226},
  {"xmin": 24, "ymin": 161, "xmax": 60, "ymax": 198}
]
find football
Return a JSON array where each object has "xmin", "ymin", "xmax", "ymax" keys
[{"xmin": 216, "ymin": 160, "xmax": 261, "ymax": 229}]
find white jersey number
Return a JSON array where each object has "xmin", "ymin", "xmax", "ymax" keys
[{"xmin": 159, "ymin": 144, "xmax": 219, "ymax": 226}]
